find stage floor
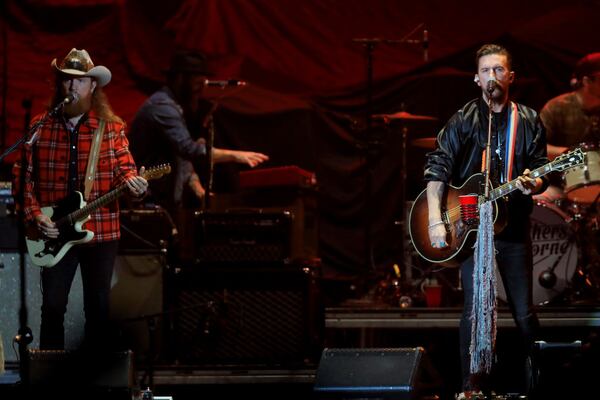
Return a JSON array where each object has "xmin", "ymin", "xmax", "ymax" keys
[{"xmin": 2, "ymin": 304, "xmax": 600, "ymax": 399}]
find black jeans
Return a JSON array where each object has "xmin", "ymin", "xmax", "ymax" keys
[
  {"xmin": 459, "ymin": 239, "xmax": 540, "ymax": 392},
  {"xmin": 40, "ymin": 240, "xmax": 118, "ymax": 350}
]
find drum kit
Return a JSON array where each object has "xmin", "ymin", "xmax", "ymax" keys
[{"xmin": 525, "ymin": 141, "xmax": 600, "ymax": 306}]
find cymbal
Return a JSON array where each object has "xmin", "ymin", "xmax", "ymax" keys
[
  {"xmin": 411, "ymin": 137, "xmax": 437, "ymax": 149},
  {"xmin": 373, "ymin": 111, "xmax": 438, "ymax": 123}
]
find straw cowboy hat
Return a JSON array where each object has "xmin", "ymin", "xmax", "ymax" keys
[{"xmin": 51, "ymin": 48, "xmax": 112, "ymax": 87}]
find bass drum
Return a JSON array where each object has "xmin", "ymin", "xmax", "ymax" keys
[{"xmin": 497, "ymin": 201, "xmax": 578, "ymax": 306}]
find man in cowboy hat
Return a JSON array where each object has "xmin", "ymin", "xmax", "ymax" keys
[
  {"xmin": 128, "ymin": 49, "xmax": 268, "ymax": 214},
  {"xmin": 13, "ymin": 48, "xmax": 148, "ymax": 350}
]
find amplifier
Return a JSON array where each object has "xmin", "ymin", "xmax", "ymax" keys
[
  {"xmin": 119, "ymin": 206, "xmax": 177, "ymax": 254},
  {"xmin": 165, "ymin": 261, "xmax": 323, "ymax": 367},
  {"xmin": 192, "ymin": 208, "xmax": 317, "ymax": 265}
]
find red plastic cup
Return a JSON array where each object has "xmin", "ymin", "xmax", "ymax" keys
[
  {"xmin": 459, "ymin": 194, "xmax": 478, "ymax": 206},
  {"xmin": 459, "ymin": 194, "xmax": 479, "ymax": 223},
  {"xmin": 424, "ymin": 284, "xmax": 442, "ymax": 307}
]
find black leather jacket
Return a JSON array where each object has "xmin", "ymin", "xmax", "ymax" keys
[{"xmin": 424, "ymin": 97, "xmax": 549, "ymax": 241}]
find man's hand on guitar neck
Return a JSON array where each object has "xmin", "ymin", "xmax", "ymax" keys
[
  {"xmin": 126, "ymin": 166, "xmax": 149, "ymax": 197},
  {"xmin": 35, "ymin": 214, "xmax": 59, "ymax": 238},
  {"xmin": 515, "ymin": 168, "xmax": 542, "ymax": 195}
]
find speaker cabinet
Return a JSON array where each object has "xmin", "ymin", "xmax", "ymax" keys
[
  {"xmin": 166, "ymin": 261, "xmax": 323, "ymax": 367},
  {"xmin": 26, "ymin": 349, "xmax": 134, "ymax": 388},
  {"xmin": 0, "ymin": 253, "xmax": 85, "ymax": 360},
  {"xmin": 314, "ymin": 348, "xmax": 425, "ymax": 399}
]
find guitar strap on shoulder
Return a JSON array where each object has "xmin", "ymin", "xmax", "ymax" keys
[{"xmin": 83, "ymin": 119, "xmax": 105, "ymax": 201}]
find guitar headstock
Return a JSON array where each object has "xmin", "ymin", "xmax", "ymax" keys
[
  {"xmin": 551, "ymin": 148, "xmax": 585, "ymax": 172},
  {"xmin": 142, "ymin": 164, "xmax": 172, "ymax": 181}
]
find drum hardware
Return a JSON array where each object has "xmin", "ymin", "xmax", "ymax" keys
[
  {"xmin": 352, "ymin": 30, "xmax": 435, "ymax": 277},
  {"xmin": 555, "ymin": 190, "xmax": 600, "ymax": 305},
  {"xmin": 497, "ymin": 201, "xmax": 578, "ymax": 306},
  {"xmin": 538, "ymin": 253, "xmax": 563, "ymax": 290}
]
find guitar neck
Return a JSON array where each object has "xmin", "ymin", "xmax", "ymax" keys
[
  {"xmin": 70, "ymin": 184, "xmax": 128, "ymax": 223},
  {"xmin": 50, "ymin": 164, "xmax": 170, "ymax": 229},
  {"xmin": 489, "ymin": 164, "xmax": 553, "ymax": 202}
]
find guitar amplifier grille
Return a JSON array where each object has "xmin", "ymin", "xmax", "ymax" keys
[
  {"xmin": 193, "ymin": 210, "xmax": 293, "ymax": 265},
  {"xmin": 167, "ymin": 263, "xmax": 323, "ymax": 367}
]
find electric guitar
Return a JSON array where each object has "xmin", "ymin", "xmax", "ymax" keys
[
  {"xmin": 408, "ymin": 148, "xmax": 585, "ymax": 266},
  {"xmin": 26, "ymin": 164, "xmax": 171, "ymax": 267}
]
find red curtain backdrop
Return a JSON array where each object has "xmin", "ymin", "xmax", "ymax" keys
[{"xmin": 2, "ymin": 0, "xmax": 599, "ymax": 276}]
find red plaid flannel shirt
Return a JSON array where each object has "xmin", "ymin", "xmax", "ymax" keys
[{"xmin": 13, "ymin": 110, "xmax": 137, "ymax": 243}]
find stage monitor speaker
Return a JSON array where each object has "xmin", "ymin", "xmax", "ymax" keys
[
  {"xmin": 313, "ymin": 348, "xmax": 425, "ymax": 399},
  {"xmin": 26, "ymin": 349, "xmax": 134, "ymax": 388},
  {"xmin": 529, "ymin": 340, "xmax": 597, "ymax": 398}
]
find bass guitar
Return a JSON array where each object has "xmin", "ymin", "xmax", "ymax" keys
[
  {"xmin": 408, "ymin": 148, "xmax": 584, "ymax": 265},
  {"xmin": 26, "ymin": 164, "xmax": 171, "ymax": 267}
]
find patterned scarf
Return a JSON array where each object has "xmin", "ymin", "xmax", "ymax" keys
[
  {"xmin": 469, "ymin": 200, "xmax": 497, "ymax": 375},
  {"xmin": 469, "ymin": 102, "xmax": 518, "ymax": 375}
]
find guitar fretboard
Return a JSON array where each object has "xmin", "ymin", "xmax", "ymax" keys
[
  {"xmin": 489, "ymin": 148, "xmax": 583, "ymax": 202},
  {"xmin": 490, "ymin": 164, "xmax": 552, "ymax": 201},
  {"xmin": 54, "ymin": 164, "xmax": 170, "ymax": 227},
  {"xmin": 72, "ymin": 185, "xmax": 128, "ymax": 222}
]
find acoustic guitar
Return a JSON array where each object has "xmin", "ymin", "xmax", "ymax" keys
[{"xmin": 408, "ymin": 148, "xmax": 584, "ymax": 265}]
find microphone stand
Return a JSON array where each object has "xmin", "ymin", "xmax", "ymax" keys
[
  {"xmin": 484, "ymin": 88, "xmax": 495, "ymax": 200},
  {"xmin": 352, "ymin": 28, "xmax": 429, "ymax": 277},
  {"xmin": 353, "ymin": 38, "xmax": 379, "ymax": 274},
  {"xmin": 0, "ymin": 98, "xmax": 67, "ymax": 384},
  {"xmin": 201, "ymin": 101, "xmax": 219, "ymax": 210}
]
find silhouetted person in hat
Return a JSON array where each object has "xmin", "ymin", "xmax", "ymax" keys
[
  {"xmin": 128, "ymin": 50, "xmax": 268, "ymax": 214},
  {"xmin": 12, "ymin": 48, "xmax": 148, "ymax": 350}
]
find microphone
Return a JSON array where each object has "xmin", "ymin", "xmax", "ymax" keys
[
  {"xmin": 63, "ymin": 93, "xmax": 78, "ymax": 104},
  {"xmin": 204, "ymin": 79, "xmax": 247, "ymax": 87},
  {"xmin": 487, "ymin": 77, "xmax": 497, "ymax": 93},
  {"xmin": 423, "ymin": 29, "xmax": 429, "ymax": 62},
  {"xmin": 49, "ymin": 93, "xmax": 78, "ymax": 116}
]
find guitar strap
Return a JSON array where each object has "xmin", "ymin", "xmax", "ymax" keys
[{"xmin": 83, "ymin": 119, "xmax": 105, "ymax": 201}]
